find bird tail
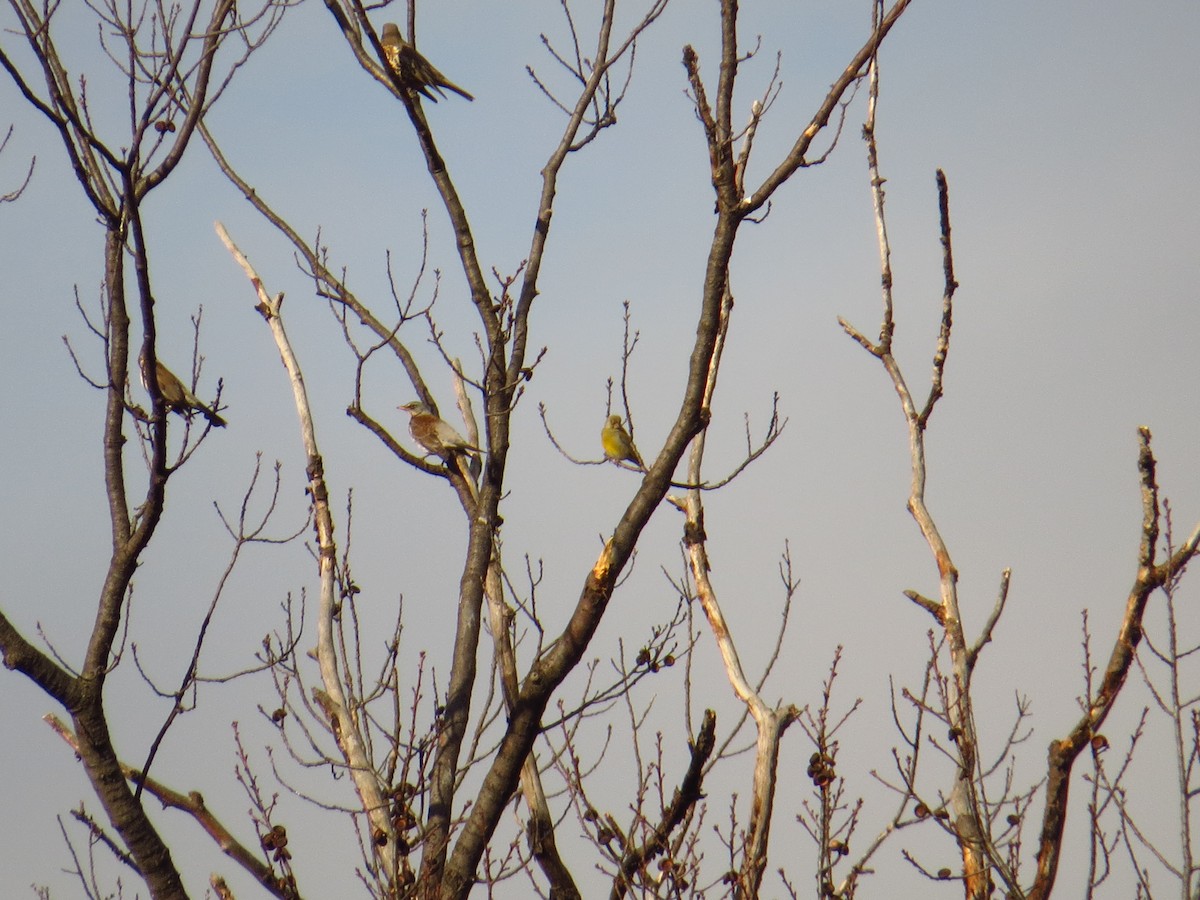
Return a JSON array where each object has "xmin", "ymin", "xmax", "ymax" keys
[
  {"xmin": 442, "ymin": 81, "xmax": 474, "ymax": 101},
  {"xmin": 452, "ymin": 451, "xmax": 480, "ymax": 489}
]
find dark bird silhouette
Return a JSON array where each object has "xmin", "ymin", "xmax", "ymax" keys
[{"xmin": 380, "ymin": 23, "xmax": 473, "ymax": 102}]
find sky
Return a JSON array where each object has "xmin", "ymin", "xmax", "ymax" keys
[{"xmin": 1, "ymin": 0, "xmax": 1198, "ymax": 897}]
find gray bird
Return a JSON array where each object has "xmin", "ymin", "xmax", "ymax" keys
[
  {"xmin": 139, "ymin": 349, "xmax": 226, "ymax": 427},
  {"xmin": 380, "ymin": 23, "xmax": 473, "ymax": 103}
]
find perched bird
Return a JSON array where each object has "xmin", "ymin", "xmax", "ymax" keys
[
  {"xmin": 380, "ymin": 23, "xmax": 474, "ymax": 102},
  {"xmin": 601, "ymin": 415, "xmax": 643, "ymax": 469},
  {"xmin": 139, "ymin": 349, "xmax": 226, "ymax": 428},
  {"xmin": 399, "ymin": 401, "xmax": 480, "ymax": 458}
]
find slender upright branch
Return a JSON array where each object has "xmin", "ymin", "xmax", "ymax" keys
[
  {"xmin": 1027, "ymin": 429, "xmax": 1200, "ymax": 900},
  {"xmin": 217, "ymin": 222, "xmax": 398, "ymax": 882}
]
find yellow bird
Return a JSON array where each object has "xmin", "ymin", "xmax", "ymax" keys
[{"xmin": 601, "ymin": 415, "xmax": 643, "ymax": 469}]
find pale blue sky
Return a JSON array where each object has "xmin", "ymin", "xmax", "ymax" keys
[{"xmin": 2, "ymin": 1, "xmax": 1198, "ymax": 896}]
